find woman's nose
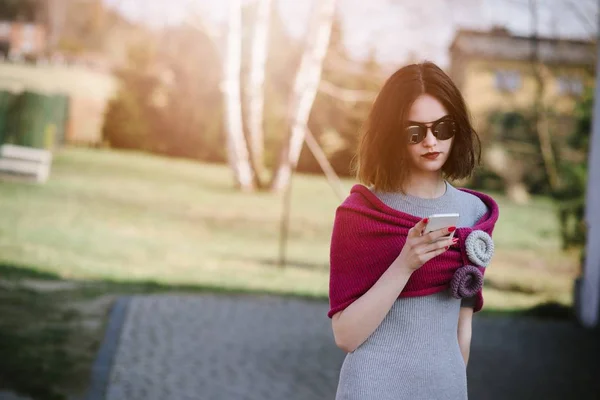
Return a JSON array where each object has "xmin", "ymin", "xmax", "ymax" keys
[{"xmin": 422, "ymin": 127, "xmax": 437, "ymax": 147}]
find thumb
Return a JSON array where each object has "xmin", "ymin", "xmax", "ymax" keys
[{"xmin": 409, "ymin": 217, "xmax": 429, "ymax": 237}]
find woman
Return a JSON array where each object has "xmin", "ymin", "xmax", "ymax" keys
[{"xmin": 328, "ymin": 61, "xmax": 499, "ymax": 400}]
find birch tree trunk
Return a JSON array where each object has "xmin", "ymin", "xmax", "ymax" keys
[
  {"xmin": 270, "ymin": 0, "xmax": 338, "ymax": 191},
  {"xmin": 529, "ymin": 0, "xmax": 560, "ymax": 192},
  {"xmin": 224, "ymin": 0, "xmax": 254, "ymax": 191},
  {"xmin": 247, "ymin": 0, "xmax": 273, "ymax": 184}
]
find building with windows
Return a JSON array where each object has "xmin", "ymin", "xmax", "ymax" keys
[
  {"xmin": 448, "ymin": 27, "xmax": 595, "ymax": 135},
  {"xmin": 0, "ymin": 21, "xmax": 47, "ymax": 59},
  {"xmin": 449, "ymin": 27, "xmax": 600, "ymax": 328}
]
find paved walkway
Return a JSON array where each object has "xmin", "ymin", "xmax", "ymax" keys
[{"xmin": 87, "ymin": 294, "xmax": 600, "ymax": 400}]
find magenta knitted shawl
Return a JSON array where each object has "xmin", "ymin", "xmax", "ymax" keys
[{"xmin": 328, "ymin": 184, "xmax": 500, "ymax": 318}]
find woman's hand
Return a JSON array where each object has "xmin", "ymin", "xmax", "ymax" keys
[
  {"xmin": 331, "ymin": 217, "xmax": 456, "ymax": 353},
  {"xmin": 395, "ymin": 218, "xmax": 457, "ymax": 272}
]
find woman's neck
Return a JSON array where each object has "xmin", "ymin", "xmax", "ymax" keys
[{"xmin": 402, "ymin": 172, "xmax": 446, "ymax": 199}]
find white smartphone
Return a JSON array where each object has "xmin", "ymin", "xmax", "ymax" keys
[{"xmin": 423, "ymin": 213, "xmax": 460, "ymax": 242}]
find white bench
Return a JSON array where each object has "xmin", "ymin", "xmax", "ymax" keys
[{"xmin": 0, "ymin": 144, "xmax": 52, "ymax": 183}]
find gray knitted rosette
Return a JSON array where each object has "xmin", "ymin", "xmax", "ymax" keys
[
  {"xmin": 450, "ymin": 265, "xmax": 484, "ymax": 299},
  {"xmin": 465, "ymin": 230, "xmax": 494, "ymax": 267}
]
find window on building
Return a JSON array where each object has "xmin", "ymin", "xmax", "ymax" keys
[
  {"xmin": 558, "ymin": 76, "xmax": 584, "ymax": 96},
  {"xmin": 495, "ymin": 70, "xmax": 521, "ymax": 92}
]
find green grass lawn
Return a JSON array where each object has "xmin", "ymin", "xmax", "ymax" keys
[
  {"xmin": 0, "ymin": 146, "xmax": 579, "ymax": 308},
  {"xmin": 0, "ymin": 147, "xmax": 580, "ymax": 399}
]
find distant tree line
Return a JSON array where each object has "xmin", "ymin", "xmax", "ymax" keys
[
  {"xmin": 102, "ymin": 4, "xmax": 383, "ymax": 184},
  {"xmin": 99, "ymin": 1, "xmax": 591, "ymax": 203},
  {"xmin": 0, "ymin": 0, "xmax": 38, "ymax": 21}
]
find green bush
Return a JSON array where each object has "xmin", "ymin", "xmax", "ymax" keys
[
  {"xmin": 553, "ymin": 87, "xmax": 593, "ymax": 250},
  {"xmin": 102, "ymin": 44, "xmax": 159, "ymax": 151}
]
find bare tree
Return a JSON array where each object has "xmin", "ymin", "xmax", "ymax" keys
[
  {"xmin": 529, "ymin": 0, "xmax": 561, "ymax": 192},
  {"xmin": 564, "ymin": 0, "xmax": 597, "ymax": 36},
  {"xmin": 304, "ymin": 128, "xmax": 345, "ymax": 200},
  {"xmin": 270, "ymin": 0, "xmax": 338, "ymax": 191},
  {"xmin": 246, "ymin": 0, "xmax": 273, "ymax": 185},
  {"xmin": 224, "ymin": 0, "xmax": 254, "ymax": 190},
  {"xmin": 318, "ymin": 80, "xmax": 377, "ymax": 103},
  {"xmin": 484, "ymin": 143, "xmax": 531, "ymax": 204}
]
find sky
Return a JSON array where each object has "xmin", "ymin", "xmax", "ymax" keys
[{"xmin": 104, "ymin": 0, "xmax": 598, "ymax": 68}]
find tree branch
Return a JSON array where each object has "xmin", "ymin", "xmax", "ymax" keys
[
  {"xmin": 183, "ymin": 0, "xmax": 221, "ymax": 42},
  {"xmin": 304, "ymin": 127, "xmax": 345, "ymax": 201},
  {"xmin": 564, "ymin": 0, "xmax": 597, "ymax": 36},
  {"xmin": 324, "ymin": 52, "xmax": 386, "ymax": 83},
  {"xmin": 318, "ymin": 80, "xmax": 377, "ymax": 103}
]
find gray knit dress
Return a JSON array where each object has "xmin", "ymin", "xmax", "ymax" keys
[{"xmin": 334, "ymin": 181, "xmax": 488, "ymax": 400}]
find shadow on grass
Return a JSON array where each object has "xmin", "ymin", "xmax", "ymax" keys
[
  {"xmin": 0, "ymin": 262, "xmax": 330, "ymax": 301},
  {"xmin": 484, "ymin": 277, "xmax": 539, "ymax": 295},
  {"xmin": 0, "ymin": 261, "xmax": 331, "ymax": 400},
  {"xmin": 0, "ymin": 262, "xmax": 574, "ymax": 317},
  {"xmin": 0, "ymin": 262, "xmax": 582, "ymax": 400},
  {"xmin": 1, "ymin": 272, "xmax": 79, "ymax": 400},
  {"xmin": 481, "ymin": 302, "xmax": 575, "ymax": 320},
  {"xmin": 0, "ymin": 262, "xmax": 63, "ymax": 280},
  {"xmin": 480, "ymin": 277, "xmax": 575, "ymax": 320},
  {"xmin": 217, "ymin": 255, "xmax": 329, "ymax": 271}
]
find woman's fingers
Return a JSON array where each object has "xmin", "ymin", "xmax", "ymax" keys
[
  {"xmin": 406, "ymin": 220, "xmax": 458, "ymax": 269},
  {"xmin": 408, "ymin": 217, "xmax": 429, "ymax": 238},
  {"xmin": 415, "ymin": 225, "xmax": 456, "ymax": 245},
  {"xmin": 428, "ymin": 244, "xmax": 452, "ymax": 259},
  {"xmin": 418, "ymin": 245, "xmax": 451, "ymax": 265},
  {"xmin": 420, "ymin": 237, "xmax": 456, "ymax": 258}
]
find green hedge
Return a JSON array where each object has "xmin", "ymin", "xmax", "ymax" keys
[{"xmin": 0, "ymin": 90, "xmax": 69, "ymax": 149}]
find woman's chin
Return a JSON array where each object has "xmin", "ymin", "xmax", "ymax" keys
[{"xmin": 415, "ymin": 161, "xmax": 444, "ymax": 173}]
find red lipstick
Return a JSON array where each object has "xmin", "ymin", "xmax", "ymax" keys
[{"xmin": 421, "ymin": 152, "xmax": 440, "ymax": 160}]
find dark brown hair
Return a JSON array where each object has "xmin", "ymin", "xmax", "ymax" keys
[{"xmin": 354, "ymin": 61, "xmax": 481, "ymax": 192}]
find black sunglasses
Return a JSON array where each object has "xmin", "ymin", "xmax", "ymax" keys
[{"xmin": 405, "ymin": 116, "xmax": 457, "ymax": 144}]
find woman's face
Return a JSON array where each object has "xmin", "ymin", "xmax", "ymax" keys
[{"xmin": 405, "ymin": 94, "xmax": 454, "ymax": 174}]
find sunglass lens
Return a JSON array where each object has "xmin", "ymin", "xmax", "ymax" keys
[
  {"xmin": 407, "ymin": 126, "xmax": 424, "ymax": 144},
  {"xmin": 434, "ymin": 121, "xmax": 455, "ymax": 140}
]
